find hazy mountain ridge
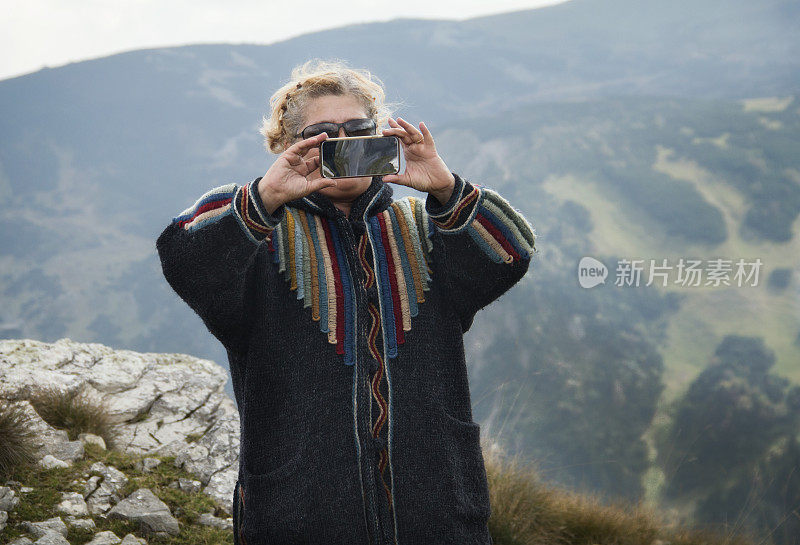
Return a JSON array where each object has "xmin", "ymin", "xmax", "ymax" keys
[{"xmin": 1, "ymin": 1, "xmax": 799, "ymax": 540}]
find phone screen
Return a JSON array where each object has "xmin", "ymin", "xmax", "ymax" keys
[{"xmin": 320, "ymin": 136, "xmax": 400, "ymax": 179}]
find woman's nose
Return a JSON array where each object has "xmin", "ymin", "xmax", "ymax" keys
[{"xmin": 338, "ymin": 127, "xmax": 347, "ymax": 138}]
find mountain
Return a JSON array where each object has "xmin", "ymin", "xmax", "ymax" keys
[{"xmin": 1, "ymin": 1, "xmax": 798, "ymax": 539}]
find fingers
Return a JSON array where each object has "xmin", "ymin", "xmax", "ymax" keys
[
  {"xmin": 285, "ymin": 134, "xmax": 323, "ymax": 167},
  {"xmin": 297, "ymin": 131, "xmax": 328, "ymax": 151},
  {"xmin": 301, "ymin": 146, "xmax": 320, "ymax": 161},
  {"xmin": 383, "ymin": 117, "xmax": 427, "ymax": 147},
  {"xmin": 419, "ymin": 121, "xmax": 433, "ymax": 142},
  {"xmin": 382, "ymin": 126, "xmax": 411, "ymax": 144},
  {"xmin": 313, "ymin": 176, "xmax": 337, "ymax": 191},
  {"xmin": 381, "ymin": 173, "xmax": 411, "ymax": 187},
  {"xmin": 395, "ymin": 117, "xmax": 424, "ymax": 143},
  {"xmin": 303, "ymin": 148, "xmax": 320, "ymax": 173},
  {"xmin": 285, "ymin": 132, "xmax": 327, "ymax": 163},
  {"xmin": 303, "ymin": 155, "xmax": 319, "ymax": 173},
  {"xmin": 383, "ymin": 118, "xmax": 414, "ymax": 146}
]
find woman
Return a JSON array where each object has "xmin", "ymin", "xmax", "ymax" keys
[{"xmin": 156, "ymin": 59, "xmax": 536, "ymax": 545}]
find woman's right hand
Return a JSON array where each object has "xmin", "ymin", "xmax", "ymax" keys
[{"xmin": 258, "ymin": 132, "xmax": 337, "ymax": 215}]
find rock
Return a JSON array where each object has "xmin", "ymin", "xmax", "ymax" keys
[
  {"xmin": 33, "ymin": 532, "xmax": 70, "ymax": 545},
  {"xmin": 166, "ymin": 400, "xmax": 240, "ymax": 505},
  {"xmin": 66, "ymin": 516, "xmax": 96, "ymax": 530},
  {"xmin": 137, "ymin": 457, "xmax": 161, "ymax": 473},
  {"xmin": 39, "ymin": 455, "xmax": 70, "ymax": 469},
  {"xmin": 84, "ymin": 462, "xmax": 129, "ymax": 514},
  {"xmin": 0, "ymin": 486, "xmax": 19, "ymax": 511},
  {"xmin": 84, "ymin": 476, "xmax": 112, "ymax": 514},
  {"xmin": 0, "ymin": 509, "xmax": 7, "ymax": 531},
  {"xmin": 202, "ymin": 465, "xmax": 237, "ymax": 512},
  {"xmin": 1, "ymin": 338, "xmax": 242, "ymax": 514},
  {"xmin": 56, "ymin": 491, "xmax": 89, "ymax": 516},
  {"xmin": 4, "ymin": 480, "xmax": 23, "ymax": 487},
  {"xmin": 120, "ymin": 534, "xmax": 148, "ymax": 545},
  {"xmin": 79, "ymin": 433, "xmax": 107, "ymax": 450},
  {"xmin": 90, "ymin": 462, "xmax": 129, "ymax": 488},
  {"xmin": 197, "ymin": 511, "xmax": 233, "ymax": 530},
  {"xmin": 168, "ymin": 478, "xmax": 201, "ymax": 493},
  {"xmin": 20, "ymin": 486, "xmax": 34, "ymax": 493},
  {"xmin": 106, "ymin": 488, "xmax": 180, "ymax": 536},
  {"xmin": 8, "ymin": 537, "xmax": 35, "ymax": 545},
  {"xmin": 49, "ymin": 438, "xmax": 85, "ymax": 463},
  {"xmin": 21, "ymin": 516, "xmax": 68, "ymax": 538},
  {"xmin": 86, "ymin": 530, "xmax": 122, "ymax": 544}
]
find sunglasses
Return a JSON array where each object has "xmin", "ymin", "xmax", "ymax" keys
[{"xmin": 296, "ymin": 118, "xmax": 377, "ymax": 140}]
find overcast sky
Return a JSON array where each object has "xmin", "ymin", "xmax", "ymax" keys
[{"xmin": 2, "ymin": 0, "xmax": 569, "ymax": 82}]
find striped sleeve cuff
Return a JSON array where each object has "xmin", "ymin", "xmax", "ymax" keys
[
  {"xmin": 468, "ymin": 186, "xmax": 536, "ymax": 263},
  {"xmin": 231, "ymin": 177, "xmax": 285, "ymax": 241},
  {"xmin": 172, "ymin": 183, "xmax": 238, "ymax": 231},
  {"xmin": 171, "ymin": 178, "xmax": 285, "ymax": 242},
  {"xmin": 425, "ymin": 172, "xmax": 480, "ymax": 232},
  {"xmin": 426, "ymin": 172, "xmax": 537, "ymax": 263}
]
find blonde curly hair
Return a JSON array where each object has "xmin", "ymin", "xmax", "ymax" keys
[{"xmin": 260, "ymin": 58, "xmax": 397, "ymax": 154}]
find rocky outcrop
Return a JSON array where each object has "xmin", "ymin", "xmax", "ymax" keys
[{"xmin": 0, "ymin": 338, "xmax": 241, "ymax": 509}]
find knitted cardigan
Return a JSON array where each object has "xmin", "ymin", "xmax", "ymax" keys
[{"xmin": 156, "ymin": 171, "xmax": 536, "ymax": 545}]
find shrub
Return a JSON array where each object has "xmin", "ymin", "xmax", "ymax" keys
[
  {"xmin": 28, "ymin": 384, "xmax": 120, "ymax": 449},
  {"xmin": 0, "ymin": 399, "xmax": 39, "ymax": 479}
]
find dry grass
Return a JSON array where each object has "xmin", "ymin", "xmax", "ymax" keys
[
  {"xmin": 27, "ymin": 384, "xmax": 120, "ymax": 449},
  {"xmin": 483, "ymin": 440, "xmax": 762, "ymax": 545},
  {"xmin": 0, "ymin": 399, "xmax": 40, "ymax": 479}
]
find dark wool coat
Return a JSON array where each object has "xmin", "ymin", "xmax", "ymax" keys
[{"xmin": 156, "ymin": 171, "xmax": 536, "ymax": 545}]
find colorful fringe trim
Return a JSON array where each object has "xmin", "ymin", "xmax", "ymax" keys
[
  {"xmin": 367, "ymin": 197, "xmax": 434, "ymax": 360},
  {"xmin": 268, "ymin": 196, "xmax": 435, "ymax": 365},
  {"xmin": 270, "ymin": 207, "xmax": 356, "ymax": 364}
]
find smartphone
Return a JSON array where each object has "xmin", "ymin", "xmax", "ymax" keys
[{"xmin": 320, "ymin": 135, "xmax": 401, "ymax": 179}]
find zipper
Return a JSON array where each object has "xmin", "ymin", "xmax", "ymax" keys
[
  {"xmin": 361, "ymin": 207, "xmax": 400, "ymax": 545},
  {"xmin": 337, "ymin": 214, "xmax": 382, "ymax": 544}
]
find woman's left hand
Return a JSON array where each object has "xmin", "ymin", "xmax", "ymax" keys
[{"xmin": 381, "ymin": 117, "xmax": 456, "ymax": 203}]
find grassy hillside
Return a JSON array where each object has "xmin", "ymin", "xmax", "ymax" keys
[
  {"xmin": 427, "ymin": 94, "xmax": 799, "ymax": 539},
  {"xmin": 527, "ymin": 96, "xmax": 800, "ymax": 395}
]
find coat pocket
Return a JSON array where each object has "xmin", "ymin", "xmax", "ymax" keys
[
  {"xmin": 240, "ymin": 447, "xmax": 307, "ymax": 545},
  {"xmin": 439, "ymin": 407, "xmax": 492, "ymax": 523}
]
